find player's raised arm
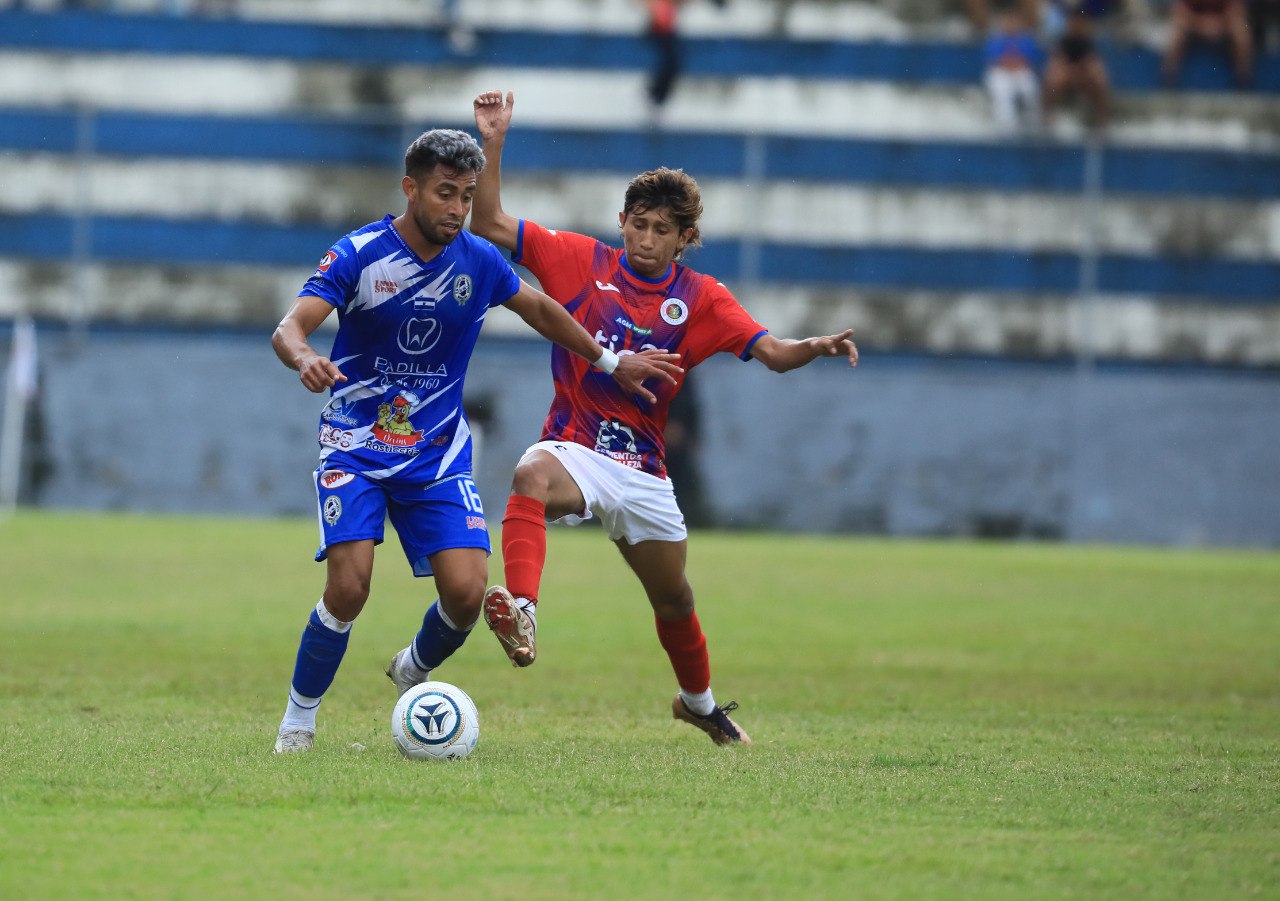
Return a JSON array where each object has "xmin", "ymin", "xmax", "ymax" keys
[
  {"xmin": 748, "ymin": 329, "xmax": 859, "ymax": 373},
  {"xmin": 504, "ymin": 279, "xmax": 682, "ymax": 403},
  {"xmin": 272, "ymin": 294, "xmax": 347, "ymax": 392},
  {"xmin": 470, "ymin": 91, "xmax": 520, "ymax": 253}
]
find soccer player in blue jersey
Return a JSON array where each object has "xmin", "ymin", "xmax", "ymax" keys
[{"xmin": 270, "ymin": 128, "xmax": 681, "ymax": 754}]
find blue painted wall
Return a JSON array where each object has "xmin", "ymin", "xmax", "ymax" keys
[{"xmin": 2, "ymin": 325, "xmax": 1276, "ymax": 548}]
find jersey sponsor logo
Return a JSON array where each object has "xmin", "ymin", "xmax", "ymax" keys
[
  {"xmin": 375, "ymin": 357, "xmax": 448, "ymax": 378},
  {"xmin": 614, "ymin": 315, "xmax": 652, "ymax": 337},
  {"xmin": 452, "ymin": 274, "xmax": 473, "ymax": 305},
  {"xmin": 316, "ymin": 250, "xmax": 338, "ymax": 273},
  {"xmin": 398, "ymin": 317, "xmax": 442, "ymax": 355},
  {"xmin": 595, "ymin": 280, "xmax": 621, "ymax": 294},
  {"xmin": 323, "ymin": 495, "xmax": 343, "ymax": 525},
  {"xmin": 660, "ymin": 297, "xmax": 688, "ymax": 326},
  {"xmin": 322, "ymin": 398, "xmax": 360, "ymax": 427},
  {"xmin": 370, "ymin": 394, "xmax": 424, "ymax": 448},
  {"xmin": 375, "ymin": 279, "xmax": 399, "ymax": 294},
  {"xmin": 595, "ymin": 419, "xmax": 645, "ymax": 469},
  {"xmin": 320, "ymin": 470, "xmax": 355, "ymax": 490}
]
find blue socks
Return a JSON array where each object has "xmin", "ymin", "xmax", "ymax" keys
[
  {"xmin": 409, "ymin": 599, "xmax": 472, "ymax": 673},
  {"xmin": 280, "ymin": 600, "xmax": 352, "ymax": 733}
]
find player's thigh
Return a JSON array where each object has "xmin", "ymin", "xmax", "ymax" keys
[
  {"xmin": 386, "ymin": 475, "xmax": 491, "ymax": 579},
  {"xmin": 315, "ymin": 467, "xmax": 389, "ymax": 556},
  {"xmin": 513, "ymin": 448, "xmax": 588, "ymax": 520},
  {"xmin": 614, "ymin": 538, "xmax": 694, "ymax": 618}
]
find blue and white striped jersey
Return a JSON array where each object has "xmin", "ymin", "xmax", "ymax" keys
[{"xmin": 299, "ymin": 214, "xmax": 520, "ymax": 483}]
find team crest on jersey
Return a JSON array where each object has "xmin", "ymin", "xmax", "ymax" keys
[
  {"xmin": 660, "ymin": 297, "xmax": 688, "ymax": 326},
  {"xmin": 370, "ymin": 393, "xmax": 424, "ymax": 450},
  {"xmin": 323, "ymin": 495, "xmax": 342, "ymax": 525},
  {"xmin": 452, "ymin": 274, "xmax": 473, "ymax": 306},
  {"xmin": 316, "ymin": 250, "xmax": 338, "ymax": 273}
]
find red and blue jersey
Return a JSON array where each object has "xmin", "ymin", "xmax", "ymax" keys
[{"xmin": 515, "ymin": 219, "xmax": 767, "ymax": 478}]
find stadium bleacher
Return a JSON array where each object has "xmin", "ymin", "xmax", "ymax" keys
[
  {"xmin": 0, "ymin": 1, "xmax": 1276, "ymax": 364},
  {"xmin": 0, "ymin": 0, "xmax": 1276, "ymax": 544}
]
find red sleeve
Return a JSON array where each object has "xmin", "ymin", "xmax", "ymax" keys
[
  {"xmin": 514, "ymin": 220, "xmax": 598, "ymax": 304},
  {"xmin": 685, "ymin": 277, "xmax": 768, "ymax": 366}
]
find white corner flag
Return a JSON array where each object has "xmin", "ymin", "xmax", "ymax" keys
[{"xmin": 0, "ymin": 316, "xmax": 38, "ymax": 513}]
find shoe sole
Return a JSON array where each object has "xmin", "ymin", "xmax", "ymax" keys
[
  {"xmin": 671, "ymin": 695, "xmax": 752, "ymax": 746},
  {"xmin": 483, "ymin": 585, "xmax": 536, "ymax": 668}
]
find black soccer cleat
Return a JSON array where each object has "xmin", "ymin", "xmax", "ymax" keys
[{"xmin": 672, "ymin": 696, "xmax": 752, "ymax": 745}]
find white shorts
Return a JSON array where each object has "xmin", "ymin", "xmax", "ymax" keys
[{"xmin": 520, "ymin": 440, "xmax": 687, "ymax": 544}]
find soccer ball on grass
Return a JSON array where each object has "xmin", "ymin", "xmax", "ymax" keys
[{"xmin": 391, "ymin": 680, "xmax": 480, "ymax": 760}]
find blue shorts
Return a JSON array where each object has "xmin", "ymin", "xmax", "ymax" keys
[{"xmin": 313, "ymin": 468, "xmax": 490, "ymax": 577}]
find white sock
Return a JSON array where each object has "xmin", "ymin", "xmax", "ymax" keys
[
  {"xmin": 403, "ymin": 645, "xmax": 432, "ymax": 682},
  {"xmin": 280, "ymin": 689, "xmax": 320, "ymax": 733},
  {"xmin": 515, "ymin": 597, "xmax": 538, "ymax": 631},
  {"xmin": 680, "ymin": 687, "xmax": 716, "ymax": 716},
  {"xmin": 315, "ymin": 599, "xmax": 353, "ymax": 633}
]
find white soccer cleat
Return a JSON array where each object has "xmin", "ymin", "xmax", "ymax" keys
[
  {"xmin": 385, "ymin": 647, "xmax": 423, "ymax": 698},
  {"xmin": 483, "ymin": 585, "xmax": 537, "ymax": 667},
  {"xmin": 273, "ymin": 728, "xmax": 315, "ymax": 755}
]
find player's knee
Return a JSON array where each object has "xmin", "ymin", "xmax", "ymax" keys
[
  {"xmin": 322, "ymin": 577, "xmax": 369, "ymax": 621},
  {"xmin": 651, "ymin": 585, "xmax": 696, "ymax": 621},
  {"xmin": 510, "ymin": 453, "xmax": 557, "ymax": 500},
  {"xmin": 437, "ymin": 580, "xmax": 484, "ymax": 628}
]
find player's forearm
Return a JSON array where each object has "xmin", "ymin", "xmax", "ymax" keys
[
  {"xmin": 517, "ymin": 291, "xmax": 606, "ymax": 366},
  {"xmin": 472, "ymin": 136, "xmax": 511, "ymax": 244},
  {"xmin": 756, "ymin": 337, "xmax": 819, "ymax": 373},
  {"xmin": 271, "ymin": 319, "xmax": 318, "ymax": 372}
]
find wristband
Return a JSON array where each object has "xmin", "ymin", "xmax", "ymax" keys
[{"xmin": 593, "ymin": 347, "xmax": 620, "ymax": 375}]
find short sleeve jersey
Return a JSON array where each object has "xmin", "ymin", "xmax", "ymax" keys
[
  {"xmin": 515, "ymin": 219, "xmax": 767, "ymax": 478},
  {"xmin": 300, "ymin": 215, "xmax": 519, "ymax": 483}
]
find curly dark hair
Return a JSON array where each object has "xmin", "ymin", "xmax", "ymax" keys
[
  {"xmin": 623, "ymin": 167, "xmax": 703, "ymax": 256},
  {"xmin": 404, "ymin": 129, "xmax": 486, "ymax": 181}
]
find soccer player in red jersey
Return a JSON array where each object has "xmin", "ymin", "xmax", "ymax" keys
[{"xmin": 470, "ymin": 90, "xmax": 858, "ymax": 745}]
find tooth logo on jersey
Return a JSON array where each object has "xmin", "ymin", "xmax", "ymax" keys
[
  {"xmin": 398, "ymin": 317, "xmax": 442, "ymax": 355},
  {"xmin": 452, "ymin": 274, "xmax": 473, "ymax": 306},
  {"xmin": 323, "ymin": 495, "xmax": 342, "ymax": 525},
  {"xmin": 660, "ymin": 297, "xmax": 688, "ymax": 325},
  {"xmin": 370, "ymin": 394, "xmax": 425, "ymax": 449},
  {"xmin": 316, "ymin": 250, "xmax": 338, "ymax": 273}
]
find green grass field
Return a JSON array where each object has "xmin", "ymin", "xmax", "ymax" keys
[{"xmin": 1, "ymin": 510, "xmax": 1277, "ymax": 899}]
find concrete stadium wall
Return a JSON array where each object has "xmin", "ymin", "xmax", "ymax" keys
[{"xmin": 2, "ymin": 324, "xmax": 1276, "ymax": 549}]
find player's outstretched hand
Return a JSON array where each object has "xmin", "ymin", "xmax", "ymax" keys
[
  {"xmin": 813, "ymin": 329, "xmax": 859, "ymax": 367},
  {"xmin": 298, "ymin": 355, "xmax": 347, "ymax": 393},
  {"xmin": 473, "ymin": 91, "xmax": 514, "ymax": 142},
  {"xmin": 613, "ymin": 349, "xmax": 683, "ymax": 404}
]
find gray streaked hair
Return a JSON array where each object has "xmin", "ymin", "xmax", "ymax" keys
[{"xmin": 404, "ymin": 129, "xmax": 486, "ymax": 180}]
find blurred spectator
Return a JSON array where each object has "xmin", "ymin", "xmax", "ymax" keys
[
  {"xmin": 966, "ymin": 0, "xmax": 1042, "ymax": 35},
  {"xmin": 642, "ymin": 0, "xmax": 687, "ymax": 126},
  {"xmin": 1042, "ymin": 11, "xmax": 1112, "ymax": 131},
  {"xmin": 1161, "ymin": 0, "xmax": 1253, "ymax": 87},
  {"xmin": 1250, "ymin": 0, "xmax": 1280, "ymax": 54},
  {"xmin": 638, "ymin": 0, "xmax": 728, "ymax": 127},
  {"xmin": 437, "ymin": 0, "xmax": 476, "ymax": 54},
  {"xmin": 983, "ymin": 9, "xmax": 1046, "ymax": 134}
]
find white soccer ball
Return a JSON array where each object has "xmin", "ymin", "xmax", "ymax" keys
[{"xmin": 391, "ymin": 680, "xmax": 480, "ymax": 760}]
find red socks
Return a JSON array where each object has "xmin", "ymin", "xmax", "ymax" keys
[
  {"xmin": 655, "ymin": 612, "xmax": 711, "ymax": 694},
  {"xmin": 501, "ymin": 494, "xmax": 547, "ymax": 605}
]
